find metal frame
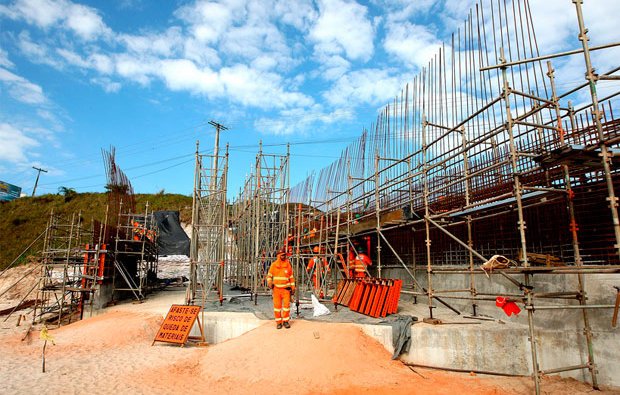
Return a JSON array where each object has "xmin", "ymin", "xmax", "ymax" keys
[{"xmin": 280, "ymin": 1, "xmax": 619, "ymax": 393}]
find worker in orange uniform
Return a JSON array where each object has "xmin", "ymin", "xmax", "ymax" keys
[
  {"xmin": 132, "ymin": 221, "xmax": 144, "ymax": 241},
  {"xmin": 349, "ymin": 248, "xmax": 372, "ymax": 278},
  {"xmin": 306, "ymin": 246, "xmax": 330, "ymax": 298},
  {"xmin": 267, "ymin": 250, "xmax": 296, "ymax": 329}
]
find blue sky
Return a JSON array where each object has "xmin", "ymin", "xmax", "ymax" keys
[{"xmin": 0, "ymin": 0, "xmax": 618, "ymax": 198}]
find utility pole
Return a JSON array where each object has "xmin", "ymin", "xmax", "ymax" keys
[
  {"xmin": 208, "ymin": 120, "xmax": 228, "ymax": 185},
  {"xmin": 31, "ymin": 166, "xmax": 48, "ymax": 196}
]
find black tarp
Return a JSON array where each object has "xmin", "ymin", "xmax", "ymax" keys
[{"xmin": 154, "ymin": 211, "xmax": 190, "ymax": 256}]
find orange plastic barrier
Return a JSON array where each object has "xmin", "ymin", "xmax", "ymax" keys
[{"xmin": 332, "ymin": 278, "xmax": 403, "ymax": 318}]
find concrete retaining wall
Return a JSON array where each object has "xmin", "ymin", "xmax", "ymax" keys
[
  {"xmin": 191, "ymin": 312, "xmax": 264, "ymax": 344},
  {"xmin": 382, "ymin": 267, "xmax": 620, "ymax": 387}
]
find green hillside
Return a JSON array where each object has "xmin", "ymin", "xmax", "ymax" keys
[{"xmin": 0, "ymin": 192, "xmax": 193, "ymax": 270}]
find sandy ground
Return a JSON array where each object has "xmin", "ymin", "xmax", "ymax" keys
[
  {"xmin": 0, "ymin": 292, "xmax": 618, "ymax": 394},
  {"xmin": 1, "ymin": 264, "xmax": 619, "ymax": 395}
]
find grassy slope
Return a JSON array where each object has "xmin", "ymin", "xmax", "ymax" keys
[{"xmin": 0, "ymin": 192, "xmax": 192, "ymax": 270}]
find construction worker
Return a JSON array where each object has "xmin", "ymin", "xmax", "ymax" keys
[
  {"xmin": 267, "ymin": 250, "xmax": 296, "ymax": 329},
  {"xmin": 132, "ymin": 221, "xmax": 144, "ymax": 241},
  {"xmin": 306, "ymin": 246, "xmax": 330, "ymax": 298},
  {"xmin": 349, "ymin": 248, "xmax": 372, "ymax": 278},
  {"xmin": 347, "ymin": 247, "xmax": 356, "ymax": 278}
]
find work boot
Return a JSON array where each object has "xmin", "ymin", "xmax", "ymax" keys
[
  {"xmin": 283, "ymin": 321, "xmax": 290, "ymax": 329},
  {"xmin": 277, "ymin": 323, "xmax": 283, "ymax": 329}
]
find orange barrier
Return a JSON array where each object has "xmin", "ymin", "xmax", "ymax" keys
[{"xmin": 332, "ymin": 278, "xmax": 402, "ymax": 318}]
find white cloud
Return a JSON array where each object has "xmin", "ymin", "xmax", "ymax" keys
[
  {"xmin": 528, "ymin": 1, "xmax": 576, "ymax": 53},
  {"xmin": 378, "ymin": 0, "xmax": 438, "ymax": 22},
  {"xmin": 36, "ymin": 109, "xmax": 65, "ymax": 131},
  {"xmin": 582, "ymin": 0, "xmax": 620, "ymax": 45},
  {"xmin": 176, "ymin": 0, "xmax": 295, "ymax": 71},
  {"xmin": 90, "ymin": 77, "xmax": 121, "ymax": 93},
  {"xmin": 0, "ymin": 48, "xmax": 14, "ymax": 68},
  {"xmin": 255, "ymin": 105, "xmax": 354, "ymax": 135},
  {"xmin": 251, "ymin": 55, "xmax": 279, "ymax": 71},
  {"xmin": 56, "ymin": 47, "xmax": 90, "ymax": 68},
  {"xmin": 273, "ymin": 0, "xmax": 317, "ymax": 31},
  {"xmin": 323, "ymin": 69, "xmax": 404, "ymax": 107},
  {"xmin": 88, "ymin": 53, "xmax": 114, "ymax": 74},
  {"xmin": 0, "ymin": 67, "xmax": 46, "ymax": 104},
  {"xmin": 158, "ymin": 58, "xmax": 223, "ymax": 95},
  {"xmin": 7, "ymin": 0, "xmax": 65, "ymax": 28},
  {"xmin": 314, "ymin": 54, "xmax": 350, "ymax": 81},
  {"xmin": 119, "ymin": 27, "xmax": 184, "ymax": 58},
  {"xmin": 5, "ymin": 0, "xmax": 316, "ymax": 112},
  {"xmin": 0, "ymin": 122, "xmax": 39, "ymax": 163},
  {"xmin": 309, "ymin": 0, "xmax": 374, "ymax": 62},
  {"xmin": 175, "ymin": 0, "xmax": 238, "ymax": 44},
  {"xmin": 48, "ymin": 47, "xmax": 116, "ymax": 76},
  {"xmin": 181, "ymin": 38, "xmax": 222, "ymax": 68},
  {"xmin": 384, "ymin": 22, "xmax": 442, "ymax": 69},
  {"xmin": 114, "ymin": 53, "xmax": 153, "ymax": 85},
  {"xmin": 64, "ymin": 2, "xmax": 111, "ymax": 40},
  {"xmin": 4, "ymin": 0, "xmax": 110, "ymax": 41},
  {"xmin": 17, "ymin": 31, "xmax": 65, "ymax": 69},
  {"xmin": 439, "ymin": 0, "xmax": 477, "ymax": 31},
  {"xmin": 220, "ymin": 21, "xmax": 287, "ymax": 64},
  {"xmin": 220, "ymin": 64, "xmax": 313, "ymax": 109},
  {"xmin": 117, "ymin": 0, "xmax": 143, "ymax": 11}
]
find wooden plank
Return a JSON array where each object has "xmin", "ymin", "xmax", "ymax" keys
[
  {"xmin": 342, "ymin": 280, "xmax": 358, "ymax": 306},
  {"xmin": 332, "ymin": 280, "xmax": 345, "ymax": 303},
  {"xmin": 0, "ymin": 300, "xmax": 36, "ymax": 316}
]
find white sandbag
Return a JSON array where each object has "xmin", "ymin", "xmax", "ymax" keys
[{"xmin": 311, "ymin": 294, "xmax": 330, "ymax": 317}]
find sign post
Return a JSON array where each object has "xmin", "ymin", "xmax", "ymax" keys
[{"xmin": 152, "ymin": 305, "xmax": 206, "ymax": 347}]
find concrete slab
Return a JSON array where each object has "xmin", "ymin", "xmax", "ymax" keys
[{"xmin": 193, "ymin": 312, "xmax": 265, "ymax": 344}]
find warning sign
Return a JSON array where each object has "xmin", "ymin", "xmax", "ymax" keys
[{"xmin": 153, "ymin": 305, "xmax": 201, "ymax": 346}]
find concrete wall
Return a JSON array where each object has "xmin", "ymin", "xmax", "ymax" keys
[
  {"xmin": 92, "ymin": 283, "xmax": 114, "ymax": 310},
  {"xmin": 355, "ymin": 323, "xmax": 395, "ymax": 356},
  {"xmin": 190, "ymin": 312, "xmax": 264, "ymax": 344},
  {"xmin": 382, "ymin": 267, "xmax": 620, "ymax": 387}
]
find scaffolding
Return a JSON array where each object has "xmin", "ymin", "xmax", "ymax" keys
[
  {"xmin": 228, "ymin": 143, "xmax": 290, "ymax": 302},
  {"xmin": 28, "ymin": 200, "xmax": 158, "ymax": 325},
  {"xmin": 188, "ymin": 140, "xmax": 229, "ymax": 306},
  {"xmin": 112, "ymin": 201, "xmax": 159, "ymax": 301},
  {"xmin": 0, "ymin": 147, "xmax": 159, "ymax": 325},
  {"xmin": 278, "ymin": 1, "xmax": 620, "ymax": 393},
  {"xmin": 101, "ymin": 145, "xmax": 159, "ymax": 302},
  {"xmin": 170, "ymin": 1, "xmax": 618, "ymax": 391},
  {"xmin": 32, "ymin": 211, "xmax": 96, "ymax": 326}
]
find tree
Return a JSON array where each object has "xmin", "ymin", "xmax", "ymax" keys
[
  {"xmin": 58, "ymin": 186, "xmax": 77, "ymax": 202},
  {"xmin": 104, "ymin": 183, "xmax": 129, "ymax": 194}
]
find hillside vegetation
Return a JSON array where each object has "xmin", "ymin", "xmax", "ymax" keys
[{"xmin": 0, "ymin": 192, "xmax": 192, "ymax": 270}]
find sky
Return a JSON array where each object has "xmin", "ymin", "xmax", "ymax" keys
[{"xmin": 0, "ymin": 0, "xmax": 619, "ymax": 199}]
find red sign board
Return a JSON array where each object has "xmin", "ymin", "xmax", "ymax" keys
[{"xmin": 153, "ymin": 305, "xmax": 201, "ymax": 345}]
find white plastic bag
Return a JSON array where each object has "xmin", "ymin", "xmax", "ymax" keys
[{"xmin": 311, "ymin": 294, "xmax": 330, "ymax": 317}]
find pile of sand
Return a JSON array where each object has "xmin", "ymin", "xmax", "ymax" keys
[
  {"xmin": 1, "ymin": 300, "xmax": 617, "ymax": 394},
  {"xmin": 0, "ymin": 263, "xmax": 40, "ymax": 304}
]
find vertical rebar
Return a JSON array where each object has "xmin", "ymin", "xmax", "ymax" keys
[{"xmin": 573, "ymin": 0, "xmax": 620, "ymax": 259}]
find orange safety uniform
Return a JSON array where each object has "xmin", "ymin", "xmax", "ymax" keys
[
  {"xmin": 132, "ymin": 221, "xmax": 144, "ymax": 241},
  {"xmin": 306, "ymin": 256, "xmax": 330, "ymax": 297},
  {"xmin": 349, "ymin": 253, "xmax": 372, "ymax": 278},
  {"xmin": 267, "ymin": 256, "xmax": 296, "ymax": 325}
]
